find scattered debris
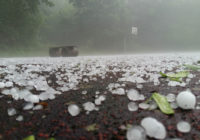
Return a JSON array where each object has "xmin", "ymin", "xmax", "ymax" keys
[
  {"xmin": 23, "ymin": 135, "xmax": 35, "ymax": 140},
  {"xmin": 85, "ymin": 124, "xmax": 98, "ymax": 131}
]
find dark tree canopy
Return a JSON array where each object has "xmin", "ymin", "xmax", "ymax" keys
[{"xmin": 0, "ymin": 0, "xmax": 53, "ymax": 47}]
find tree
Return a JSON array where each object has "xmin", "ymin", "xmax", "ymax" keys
[{"xmin": 0, "ymin": 0, "xmax": 53, "ymax": 48}]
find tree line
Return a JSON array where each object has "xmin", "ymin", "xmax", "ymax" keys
[{"xmin": 0, "ymin": 0, "xmax": 200, "ymax": 53}]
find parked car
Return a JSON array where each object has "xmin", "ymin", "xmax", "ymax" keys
[{"xmin": 49, "ymin": 46, "xmax": 78, "ymax": 57}]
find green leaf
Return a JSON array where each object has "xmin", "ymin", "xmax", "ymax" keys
[
  {"xmin": 160, "ymin": 72, "xmax": 167, "ymax": 78},
  {"xmin": 23, "ymin": 135, "xmax": 35, "ymax": 140},
  {"xmin": 184, "ymin": 64, "xmax": 200, "ymax": 71},
  {"xmin": 49, "ymin": 138, "xmax": 56, "ymax": 140},
  {"xmin": 160, "ymin": 71, "xmax": 189, "ymax": 82},
  {"xmin": 169, "ymin": 77, "xmax": 182, "ymax": 82},
  {"xmin": 126, "ymin": 124, "xmax": 133, "ymax": 130},
  {"xmin": 152, "ymin": 93, "xmax": 174, "ymax": 115},
  {"xmin": 167, "ymin": 71, "xmax": 189, "ymax": 78},
  {"xmin": 85, "ymin": 124, "xmax": 98, "ymax": 131}
]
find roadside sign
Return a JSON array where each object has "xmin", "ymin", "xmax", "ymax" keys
[{"xmin": 132, "ymin": 27, "xmax": 138, "ymax": 35}]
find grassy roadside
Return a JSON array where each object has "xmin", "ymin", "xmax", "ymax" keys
[{"xmin": 0, "ymin": 45, "xmax": 49, "ymax": 58}]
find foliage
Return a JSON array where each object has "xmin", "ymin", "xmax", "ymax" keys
[
  {"xmin": 184, "ymin": 64, "xmax": 200, "ymax": 71},
  {"xmin": 160, "ymin": 71, "xmax": 189, "ymax": 82},
  {"xmin": 151, "ymin": 93, "xmax": 174, "ymax": 115},
  {"xmin": 0, "ymin": 0, "xmax": 52, "ymax": 48},
  {"xmin": 23, "ymin": 135, "xmax": 35, "ymax": 140}
]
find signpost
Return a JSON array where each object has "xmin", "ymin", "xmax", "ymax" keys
[
  {"xmin": 132, "ymin": 27, "xmax": 138, "ymax": 35},
  {"xmin": 124, "ymin": 26, "xmax": 138, "ymax": 53}
]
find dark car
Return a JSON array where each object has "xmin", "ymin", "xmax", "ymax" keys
[{"xmin": 49, "ymin": 46, "xmax": 79, "ymax": 57}]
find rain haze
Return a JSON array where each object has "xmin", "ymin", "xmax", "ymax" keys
[
  {"xmin": 0, "ymin": 1, "xmax": 200, "ymax": 140},
  {"xmin": 0, "ymin": 0, "xmax": 200, "ymax": 56}
]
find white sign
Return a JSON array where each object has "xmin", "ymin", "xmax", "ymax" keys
[{"xmin": 132, "ymin": 27, "xmax": 138, "ymax": 35}]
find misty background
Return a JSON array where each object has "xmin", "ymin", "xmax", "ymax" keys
[{"xmin": 0, "ymin": 0, "xmax": 200, "ymax": 56}]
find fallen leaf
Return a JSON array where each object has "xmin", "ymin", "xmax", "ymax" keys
[
  {"xmin": 160, "ymin": 71, "xmax": 189, "ymax": 82},
  {"xmin": 23, "ymin": 135, "xmax": 35, "ymax": 140},
  {"xmin": 38, "ymin": 102, "xmax": 48, "ymax": 108},
  {"xmin": 184, "ymin": 64, "xmax": 200, "ymax": 71},
  {"xmin": 152, "ymin": 93, "xmax": 174, "ymax": 115},
  {"xmin": 85, "ymin": 124, "xmax": 98, "ymax": 131}
]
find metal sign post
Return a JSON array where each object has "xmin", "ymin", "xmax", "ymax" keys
[
  {"xmin": 132, "ymin": 27, "xmax": 138, "ymax": 35},
  {"xmin": 123, "ymin": 26, "xmax": 138, "ymax": 53}
]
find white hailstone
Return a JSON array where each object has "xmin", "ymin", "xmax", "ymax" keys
[
  {"xmin": 139, "ymin": 94, "xmax": 145, "ymax": 100},
  {"xmin": 7, "ymin": 101, "xmax": 12, "ymax": 104},
  {"xmin": 121, "ymin": 83, "xmax": 126, "ymax": 87},
  {"xmin": 16, "ymin": 115, "xmax": 24, "ymax": 121},
  {"xmin": 8, "ymin": 108, "xmax": 17, "ymax": 116},
  {"xmin": 2, "ymin": 89, "xmax": 10, "ymax": 95},
  {"xmin": 176, "ymin": 91, "xmax": 196, "ymax": 109},
  {"xmin": 166, "ymin": 93, "xmax": 176, "ymax": 102},
  {"xmin": 34, "ymin": 80, "xmax": 49, "ymax": 91},
  {"xmin": 126, "ymin": 126, "xmax": 146, "ymax": 140},
  {"xmin": 170, "ymin": 102, "xmax": 178, "ymax": 109},
  {"xmin": 5, "ymin": 81, "xmax": 13, "ymax": 87},
  {"xmin": 24, "ymin": 94, "xmax": 39, "ymax": 103},
  {"xmin": 33, "ymin": 105, "xmax": 43, "ymax": 110},
  {"xmin": 136, "ymin": 84, "xmax": 143, "ymax": 89},
  {"xmin": 82, "ymin": 90, "xmax": 87, "ymax": 95},
  {"xmin": 0, "ymin": 82, "xmax": 5, "ymax": 88},
  {"xmin": 99, "ymin": 95, "xmax": 106, "ymax": 101},
  {"xmin": 128, "ymin": 102, "xmax": 138, "ymax": 112},
  {"xmin": 135, "ymin": 77, "xmax": 145, "ymax": 83},
  {"xmin": 168, "ymin": 81, "xmax": 180, "ymax": 87},
  {"xmin": 127, "ymin": 89, "xmax": 141, "ymax": 101},
  {"xmin": 119, "ymin": 125, "xmax": 127, "ymax": 130},
  {"xmin": 114, "ymin": 83, "xmax": 120, "ymax": 88},
  {"xmin": 27, "ymin": 81, "xmax": 35, "ymax": 87},
  {"xmin": 92, "ymin": 77, "xmax": 97, "ymax": 81},
  {"xmin": 60, "ymin": 87, "xmax": 70, "ymax": 92},
  {"xmin": 39, "ymin": 92, "xmax": 55, "ymax": 101},
  {"xmin": 68, "ymin": 104, "xmax": 80, "ymax": 116},
  {"xmin": 180, "ymin": 82, "xmax": 186, "ymax": 87},
  {"xmin": 83, "ymin": 102, "xmax": 95, "ymax": 111},
  {"xmin": 186, "ymin": 78, "xmax": 191, "ymax": 83},
  {"xmin": 95, "ymin": 95, "xmax": 106, "ymax": 105},
  {"xmin": 18, "ymin": 89, "xmax": 32, "ymax": 99},
  {"xmin": 83, "ymin": 78, "xmax": 89, "ymax": 83},
  {"xmin": 10, "ymin": 88, "xmax": 20, "ymax": 100},
  {"xmin": 196, "ymin": 104, "xmax": 200, "ymax": 110},
  {"xmin": 95, "ymin": 99, "xmax": 101, "ymax": 105},
  {"xmin": 141, "ymin": 117, "xmax": 166, "ymax": 139},
  {"xmin": 188, "ymin": 74, "xmax": 194, "ymax": 78},
  {"xmin": 112, "ymin": 88, "xmax": 125, "ymax": 95},
  {"xmin": 139, "ymin": 103, "xmax": 150, "ymax": 110},
  {"xmin": 95, "ymin": 91, "xmax": 100, "ymax": 95},
  {"xmin": 23, "ymin": 102, "xmax": 34, "ymax": 110},
  {"xmin": 165, "ymin": 138, "xmax": 182, "ymax": 140},
  {"xmin": 177, "ymin": 121, "xmax": 191, "ymax": 133}
]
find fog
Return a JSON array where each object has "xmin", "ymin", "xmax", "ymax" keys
[{"xmin": 0, "ymin": 0, "xmax": 200, "ymax": 56}]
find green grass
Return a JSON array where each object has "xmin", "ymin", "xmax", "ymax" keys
[{"xmin": 0, "ymin": 45, "xmax": 50, "ymax": 57}]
